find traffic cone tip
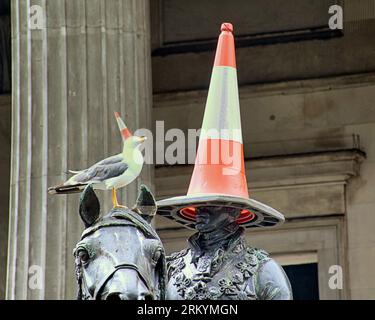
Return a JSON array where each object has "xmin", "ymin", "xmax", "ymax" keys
[{"xmin": 221, "ymin": 22, "xmax": 233, "ymax": 32}]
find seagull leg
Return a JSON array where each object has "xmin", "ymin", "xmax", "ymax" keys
[
  {"xmin": 112, "ymin": 188, "xmax": 118, "ymax": 207},
  {"xmin": 112, "ymin": 188, "xmax": 127, "ymax": 209}
]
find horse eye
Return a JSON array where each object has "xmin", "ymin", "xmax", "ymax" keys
[
  {"xmin": 152, "ymin": 247, "xmax": 162, "ymax": 265},
  {"xmin": 78, "ymin": 249, "xmax": 90, "ymax": 264}
]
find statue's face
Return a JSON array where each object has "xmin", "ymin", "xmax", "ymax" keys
[{"xmin": 195, "ymin": 206, "xmax": 240, "ymax": 233}]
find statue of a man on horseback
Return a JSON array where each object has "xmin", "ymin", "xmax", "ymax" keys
[
  {"xmin": 73, "ymin": 183, "xmax": 292, "ymax": 300},
  {"xmin": 50, "ymin": 22, "xmax": 293, "ymax": 300}
]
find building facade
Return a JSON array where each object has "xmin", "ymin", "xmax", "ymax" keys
[{"xmin": 0, "ymin": 0, "xmax": 374, "ymax": 299}]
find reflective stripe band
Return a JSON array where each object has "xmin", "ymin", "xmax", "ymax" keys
[{"xmin": 200, "ymin": 66, "xmax": 243, "ymax": 144}]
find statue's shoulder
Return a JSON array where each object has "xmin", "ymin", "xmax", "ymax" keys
[
  {"xmin": 240, "ymin": 246, "xmax": 292, "ymax": 300},
  {"xmin": 244, "ymin": 247, "xmax": 293, "ymax": 300},
  {"xmin": 242, "ymin": 245, "xmax": 271, "ymax": 267}
]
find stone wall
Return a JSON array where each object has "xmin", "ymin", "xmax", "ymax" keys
[{"xmin": 151, "ymin": 0, "xmax": 375, "ymax": 299}]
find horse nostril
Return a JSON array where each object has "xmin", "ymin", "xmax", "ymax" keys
[
  {"xmin": 106, "ymin": 292, "xmax": 122, "ymax": 300},
  {"xmin": 137, "ymin": 292, "xmax": 154, "ymax": 300},
  {"xmin": 144, "ymin": 294, "xmax": 154, "ymax": 300},
  {"xmin": 106, "ymin": 292, "xmax": 153, "ymax": 300}
]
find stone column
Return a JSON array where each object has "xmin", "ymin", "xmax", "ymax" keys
[{"xmin": 7, "ymin": 0, "xmax": 153, "ymax": 299}]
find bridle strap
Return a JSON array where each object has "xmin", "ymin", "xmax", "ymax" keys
[{"xmin": 89, "ymin": 263, "xmax": 153, "ymax": 300}]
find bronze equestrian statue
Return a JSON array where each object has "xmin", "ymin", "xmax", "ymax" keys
[
  {"xmin": 68, "ymin": 22, "xmax": 293, "ymax": 300},
  {"xmin": 74, "ymin": 184, "xmax": 292, "ymax": 300}
]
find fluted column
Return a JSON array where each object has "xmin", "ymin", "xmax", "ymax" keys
[{"xmin": 7, "ymin": 0, "xmax": 153, "ymax": 299}]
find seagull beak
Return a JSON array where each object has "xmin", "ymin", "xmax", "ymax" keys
[{"xmin": 139, "ymin": 136, "xmax": 147, "ymax": 143}]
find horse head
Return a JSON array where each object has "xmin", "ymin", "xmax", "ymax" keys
[{"xmin": 74, "ymin": 185, "xmax": 166, "ymax": 300}]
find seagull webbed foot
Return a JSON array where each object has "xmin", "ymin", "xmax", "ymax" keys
[{"xmin": 111, "ymin": 188, "xmax": 128, "ymax": 209}]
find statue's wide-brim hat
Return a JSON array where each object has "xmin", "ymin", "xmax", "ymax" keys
[{"xmin": 156, "ymin": 23, "xmax": 285, "ymax": 230}]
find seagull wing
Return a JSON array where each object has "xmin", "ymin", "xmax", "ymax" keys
[
  {"xmin": 48, "ymin": 155, "xmax": 128, "ymax": 194},
  {"xmin": 72, "ymin": 161, "xmax": 128, "ymax": 184},
  {"xmin": 95, "ymin": 154, "xmax": 123, "ymax": 166},
  {"xmin": 68, "ymin": 154, "xmax": 123, "ymax": 174}
]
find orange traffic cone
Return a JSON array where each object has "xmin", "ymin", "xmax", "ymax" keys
[
  {"xmin": 186, "ymin": 22, "xmax": 248, "ymax": 200},
  {"xmin": 157, "ymin": 23, "xmax": 284, "ymax": 229}
]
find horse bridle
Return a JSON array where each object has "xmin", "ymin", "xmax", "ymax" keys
[
  {"xmin": 76, "ymin": 211, "xmax": 165, "ymax": 300},
  {"xmin": 78, "ymin": 262, "xmax": 154, "ymax": 300}
]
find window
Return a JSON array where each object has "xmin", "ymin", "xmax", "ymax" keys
[
  {"xmin": 274, "ymin": 252, "xmax": 319, "ymax": 300},
  {"xmin": 284, "ymin": 263, "xmax": 319, "ymax": 300}
]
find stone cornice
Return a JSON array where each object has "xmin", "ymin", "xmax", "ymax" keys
[
  {"xmin": 153, "ymin": 72, "xmax": 375, "ymax": 107},
  {"xmin": 155, "ymin": 149, "xmax": 366, "ymax": 199}
]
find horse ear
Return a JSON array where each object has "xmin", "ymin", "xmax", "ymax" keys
[
  {"xmin": 79, "ymin": 184, "xmax": 100, "ymax": 228},
  {"xmin": 132, "ymin": 184, "xmax": 157, "ymax": 224}
]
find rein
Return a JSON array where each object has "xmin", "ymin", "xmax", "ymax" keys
[{"xmin": 91, "ymin": 263, "xmax": 154, "ymax": 300}]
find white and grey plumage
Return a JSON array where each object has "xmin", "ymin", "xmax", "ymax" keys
[{"xmin": 48, "ymin": 113, "xmax": 146, "ymax": 208}]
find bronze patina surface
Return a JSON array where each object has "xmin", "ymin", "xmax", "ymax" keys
[
  {"xmin": 74, "ymin": 186, "xmax": 292, "ymax": 300},
  {"xmin": 166, "ymin": 207, "xmax": 292, "ymax": 300}
]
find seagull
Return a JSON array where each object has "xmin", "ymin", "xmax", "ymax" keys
[{"xmin": 48, "ymin": 112, "xmax": 146, "ymax": 208}]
